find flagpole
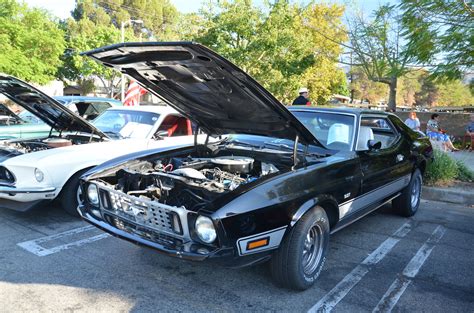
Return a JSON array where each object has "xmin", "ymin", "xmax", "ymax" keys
[{"xmin": 120, "ymin": 19, "xmax": 143, "ymax": 103}]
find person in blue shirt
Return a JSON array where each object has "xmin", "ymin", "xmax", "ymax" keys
[
  {"xmin": 426, "ymin": 113, "xmax": 458, "ymax": 152},
  {"xmin": 405, "ymin": 112, "xmax": 421, "ymax": 131}
]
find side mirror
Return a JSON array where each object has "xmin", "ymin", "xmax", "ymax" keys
[
  {"xmin": 367, "ymin": 140, "xmax": 382, "ymax": 151},
  {"xmin": 155, "ymin": 130, "xmax": 169, "ymax": 139}
]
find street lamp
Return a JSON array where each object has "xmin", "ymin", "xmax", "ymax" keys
[{"xmin": 120, "ymin": 19, "xmax": 143, "ymax": 102}]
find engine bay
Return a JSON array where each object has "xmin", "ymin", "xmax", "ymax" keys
[
  {"xmin": 0, "ymin": 135, "xmax": 104, "ymax": 158},
  {"xmin": 99, "ymin": 152, "xmax": 284, "ymax": 212}
]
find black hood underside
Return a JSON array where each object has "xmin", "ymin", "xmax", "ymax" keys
[
  {"xmin": 0, "ymin": 74, "xmax": 107, "ymax": 137},
  {"xmin": 82, "ymin": 42, "xmax": 320, "ymax": 146}
]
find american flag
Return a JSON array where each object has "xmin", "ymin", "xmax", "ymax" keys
[{"xmin": 123, "ymin": 80, "xmax": 147, "ymax": 106}]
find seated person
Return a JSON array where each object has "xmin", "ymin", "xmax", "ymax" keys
[
  {"xmin": 426, "ymin": 113, "xmax": 458, "ymax": 152},
  {"xmin": 405, "ymin": 112, "xmax": 421, "ymax": 131}
]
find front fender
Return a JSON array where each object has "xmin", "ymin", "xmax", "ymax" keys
[{"xmin": 290, "ymin": 194, "xmax": 339, "ymax": 227}]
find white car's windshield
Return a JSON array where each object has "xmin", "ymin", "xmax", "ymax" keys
[{"xmin": 93, "ymin": 110, "xmax": 160, "ymax": 139}]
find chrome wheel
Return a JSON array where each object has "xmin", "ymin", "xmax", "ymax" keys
[
  {"xmin": 76, "ymin": 186, "xmax": 83, "ymax": 205},
  {"xmin": 411, "ymin": 175, "xmax": 421, "ymax": 208},
  {"xmin": 302, "ymin": 223, "xmax": 324, "ymax": 275}
]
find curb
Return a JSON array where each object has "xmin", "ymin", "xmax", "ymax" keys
[{"xmin": 422, "ymin": 186, "xmax": 474, "ymax": 205}]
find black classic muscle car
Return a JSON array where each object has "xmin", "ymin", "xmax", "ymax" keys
[{"xmin": 78, "ymin": 42, "xmax": 433, "ymax": 290}]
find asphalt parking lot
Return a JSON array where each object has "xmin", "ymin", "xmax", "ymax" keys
[{"xmin": 0, "ymin": 199, "xmax": 473, "ymax": 312}]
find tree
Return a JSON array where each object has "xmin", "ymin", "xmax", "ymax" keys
[
  {"xmin": 0, "ymin": 0, "xmax": 65, "ymax": 84},
  {"xmin": 346, "ymin": 5, "xmax": 418, "ymax": 111},
  {"xmin": 437, "ymin": 80, "xmax": 474, "ymax": 106},
  {"xmin": 72, "ymin": 0, "xmax": 179, "ymax": 40},
  {"xmin": 397, "ymin": 70, "xmax": 424, "ymax": 106},
  {"xmin": 415, "ymin": 74, "xmax": 438, "ymax": 107},
  {"xmin": 60, "ymin": 0, "xmax": 180, "ymax": 97},
  {"xmin": 350, "ymin": 66, "xmax": 387, "ymax": 104},
  {"xmin": 183, "ymin": 0, "xmax": 347, "ymax": 104},
  {"xmin": 400, "ymin": 0, "xmax": 474, "ymax": 79},
  {"xmin": 59, "ymin": 16, "xmax": 124, "ymax": 97}
]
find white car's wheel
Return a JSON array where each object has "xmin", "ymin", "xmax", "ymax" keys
[{"xmin": 59, "ymin": 169, "xmax": 89, "ymax": 217}]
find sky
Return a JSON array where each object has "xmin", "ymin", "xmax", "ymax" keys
[{"xmin": 24, "ymin": 0, "xmax": 391, "ymax": 20}]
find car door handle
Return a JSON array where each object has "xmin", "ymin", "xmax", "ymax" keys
[{"xmin": 396, "ymin": 154, "xmax": 404, "ymax": 162}]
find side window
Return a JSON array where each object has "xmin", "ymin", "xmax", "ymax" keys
[
  {"xmin": 358, "ymin": 117, "xmax": 398, "ymax": 150},
  {"xmin": 157, "ymin": 115, "xmax": 192, "ymax": 137}
]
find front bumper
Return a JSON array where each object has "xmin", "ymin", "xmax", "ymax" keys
[
  {"xmin": 78, "ymin": 182, "xmax": 276, "ymax": 267},
  {"xmin": 0, "ymin": 185, "xmax": 56, "ymax": 194},
  {"xmin": 79, "ymin": 203, "xmax": 231, "ymax": 261},
  {"xmin": 0, "ymin": 185, "xmax": 56, "ymax": 211}
]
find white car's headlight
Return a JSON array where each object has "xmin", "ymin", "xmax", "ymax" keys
[
  {"xmin": 34, "ymin": 168, "xmax": 44, "ymax": 182},
  {"xmin": 87, "ymin": 184, "xmax": 99, "ymax": 205},
  {"xmin": 195, "ymin": 215, "xmax": 216, "ymax": 243}
]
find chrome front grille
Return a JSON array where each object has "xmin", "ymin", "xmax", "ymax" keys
[
  {"xmin": 94, "ymin": 184, "xmax": 191, "ymax": 242},
  {"xmin": 105, "ymin": 190, "xmax": 174, "ymax": 233}
]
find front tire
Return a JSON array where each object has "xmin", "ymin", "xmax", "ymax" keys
[
  {"xmin": 270, "ymin": 206, "xmax": 329, "ymax": 290},
  {"xmin": 59, "ymin": 169, "xmax": 89, "ymax": 217},
  {"xmin": 392, "ymin": 169, "xmax": 422, "ymax": 217}
]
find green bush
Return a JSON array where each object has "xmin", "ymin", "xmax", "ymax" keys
[
  {"xmin": 425, "ymin": 150, "xmax": 459, "ymax": 185},
  {"xmin": 425, "ymin": 150, "xmax": 474, "ymax": 185},
  {"xmin": 456, "ymin": 160, "xmax": 474, "ymax": 182}
]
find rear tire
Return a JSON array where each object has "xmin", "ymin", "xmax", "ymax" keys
[
  {"xmin": 270, "ymin": 206, "xmax": 329, "ymax": 290},
  {"xmin": 59, "ymin": 169, "xmax": 89, "ymax": 217},
  {"xmin": 392, "ymin": 169, "xmax": 422, "ymax": 217}
]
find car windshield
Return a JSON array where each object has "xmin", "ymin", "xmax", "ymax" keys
[
  {"xmin": 292, "ymin": 111, "xmax": 355, "ymax": 151},
  {"xmin": 92, "ymin": 110, "xmax": 160, "ymax": 139},
  {"xmin": 17, "ymin": 110, "xmax": 44, "ymax": 124}
]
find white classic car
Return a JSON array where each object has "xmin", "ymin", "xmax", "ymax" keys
[{"xmin": 0, "ymin": 74, "xmax": 197, "ymax": 215}]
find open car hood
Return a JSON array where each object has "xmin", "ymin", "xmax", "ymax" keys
[
  {"xmin": 82, "ymin": 42, "xmax": 320, "ymax": 145},
  {"xmin": 0, "ymin": 74, "xmax": 108, "ymax": 138}
]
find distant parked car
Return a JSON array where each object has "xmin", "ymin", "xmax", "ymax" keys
[
  {"xmin": 54, "ymin": 96, "xmax": 123, "ymax": 120},
  {"xmin": 0, "ymin": 96, "xmax": 123, "ymax": 140},
  {"xmin": 0, "ymin": 74, "xmax": 197, "ymax": 216}
]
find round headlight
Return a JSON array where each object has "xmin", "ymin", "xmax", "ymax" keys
[
  {"xmin": 87, "ymin": 184, "xmax": 99, "ymax": 205},
  {"xmin": 195, "ymin": 215, "xmax": 217, "ymax": 243},
  {"xmin": 34, "ymin": 168, "xmax": 44, "ymax": 182}
]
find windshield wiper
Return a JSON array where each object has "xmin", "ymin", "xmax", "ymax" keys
[
  {"xmin": 263, "ymin": 141, "xmax": 330, "ymax": 157},
  {"xmin": 263, "ymin": 142, "xmax": 301, "ymax": 152},
  {"xmin": 221, "ymin": 139, "xmax": 263, "ymax": 149}
]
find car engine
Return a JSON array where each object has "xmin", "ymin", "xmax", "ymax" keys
[
  {"xmin": 108, "ymin": 155, "xmax": 280, "ymax": 211},
  {"xmin": 0, "ymin": 135, "xmax": 104, "ymax": 161}
]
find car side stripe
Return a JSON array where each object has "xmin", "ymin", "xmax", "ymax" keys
[{"xmin": 339, "ymin": 174, "xmax": 411, "ymax": 219}]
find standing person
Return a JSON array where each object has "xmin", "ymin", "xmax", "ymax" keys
[
  {"xmin": 292, "ymin": 87, "xmax": 311, "ymax": 106},
  {"xmin": 405, "ymin": 111, "xmax": 421, "ymax": 131},
  {"xmin": 426, "ymin": 113, "xmax": 459, "ymax": 152}
]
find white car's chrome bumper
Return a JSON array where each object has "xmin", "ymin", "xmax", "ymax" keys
[
  {"xmin": 0, "ymin": 186, "xmax": 56, "ymax": 194},
  {"xmin": 0, "ymin": 185, "xmax": 57, "ymax": 211}
]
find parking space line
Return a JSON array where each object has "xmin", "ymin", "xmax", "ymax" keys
[
  {"xmin": 308, "ymin": 221, "xmax": 413, "ymax": 313},
  {"xmin": 17, "ymin": 225, "xmax": 110, "ymax": 256},
  {"xmin": 372, "ymin": 225, "xmax": 446, "ymax": 313}
]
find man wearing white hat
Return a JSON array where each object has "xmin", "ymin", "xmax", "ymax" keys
[{"xmin": 292, "ymin": 87, "xmax": 311, "ymax": 105}]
